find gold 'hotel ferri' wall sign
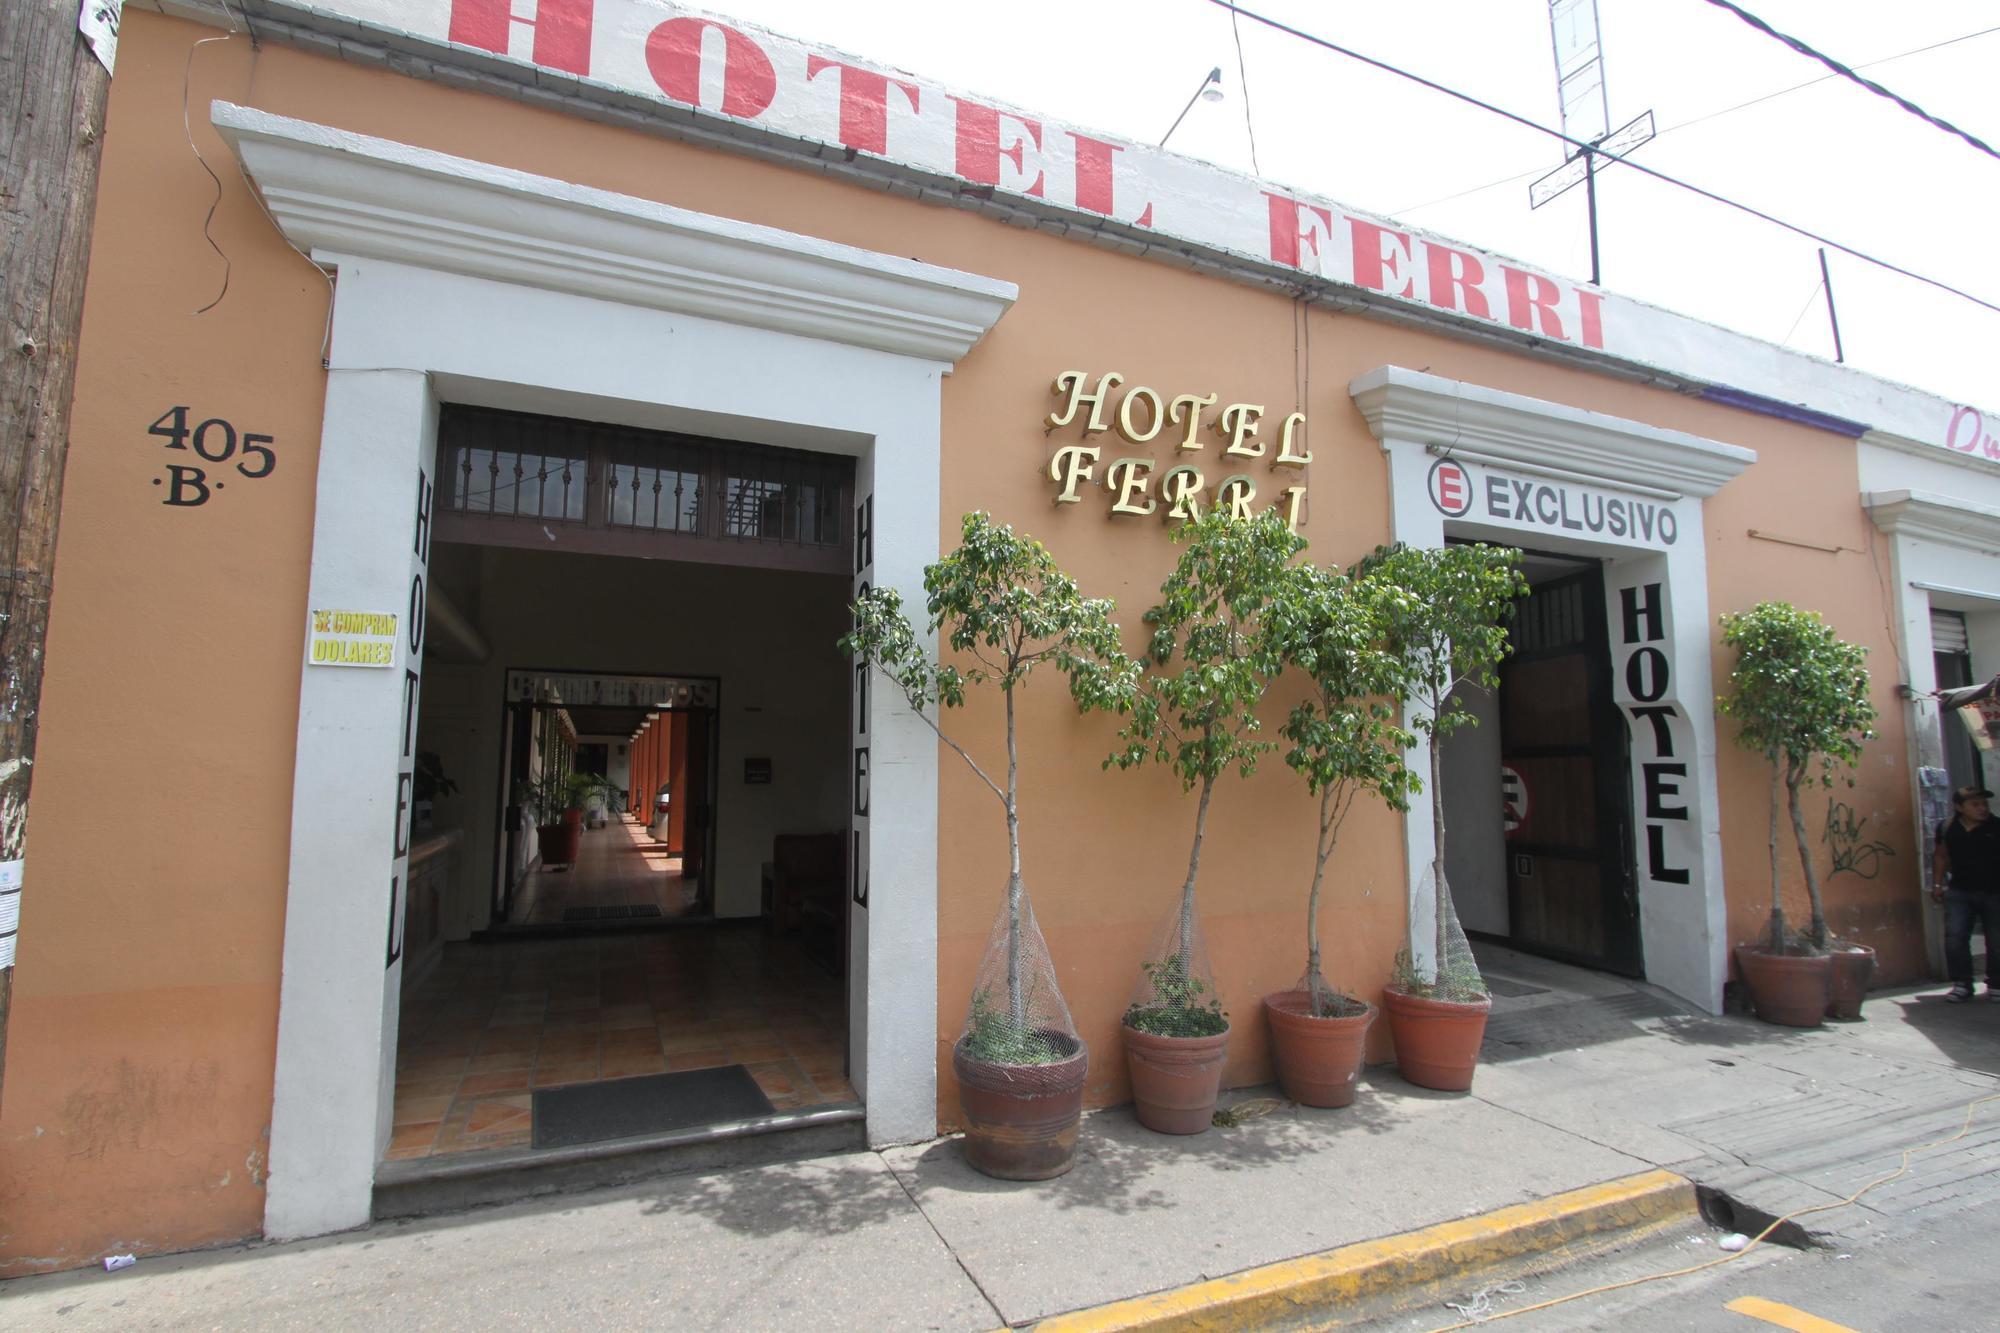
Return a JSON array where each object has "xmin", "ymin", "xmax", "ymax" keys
[{"xmin": 1042, "ymin": 371, "xmax": 1310, "ymax": 527}]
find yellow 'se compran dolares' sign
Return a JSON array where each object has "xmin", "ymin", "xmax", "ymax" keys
[
  {"xmin": 1042, "ymin": 371, "xmax": 1308, "ymax": 528},
  {"xmin": 307, "ymin": 608, "xmax": 400, "ymax": 668}
]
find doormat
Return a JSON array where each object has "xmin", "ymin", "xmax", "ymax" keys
[
  {"xmin": 532, "ymin": 1065, "xmax": 776, "ymax": 1149},
  {"xmin": 1484, "ymin": 977, "xmax": 1551, "ymax": 998},
  {"xmin": 561, "ymin": 904, "xmax": 665, "ymax": 922}
]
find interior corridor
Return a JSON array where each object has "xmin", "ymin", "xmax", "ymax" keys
[{"xmin": 506, "ymin": 812, "xmax": 695, "ymax": 926}]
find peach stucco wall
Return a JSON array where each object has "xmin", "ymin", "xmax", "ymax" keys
[{"xmin": 0, "ymin": 11, "xmax": 1920, "ymax": 1271}]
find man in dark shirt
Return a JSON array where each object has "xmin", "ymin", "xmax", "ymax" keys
[{"xmin": 1931, "ymin": 785, "xmax": 2000, "ymax": 1002}]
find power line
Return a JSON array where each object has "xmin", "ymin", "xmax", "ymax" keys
[
  {"xmin": 1204, "ymin": 0, "xmax": 2000, "ymax": 318},
  {"xmin": 1701, "ymin": 0, "xmax": 2000, "ymax": 164},
  {"xmin": 1393, "ymin": 24, "xmax": 2000, "ymax": 216}
]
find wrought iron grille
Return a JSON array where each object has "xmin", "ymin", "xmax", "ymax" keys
[{"xmin": 437, "ymin": 404, "xmax": 850, "ymax": 565}]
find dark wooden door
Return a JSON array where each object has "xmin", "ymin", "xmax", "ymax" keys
[{"xmin": 1499, "ymin": 567, "xmax": 1643, "ymax": 976}]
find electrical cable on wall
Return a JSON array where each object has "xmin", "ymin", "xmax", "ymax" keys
[
  {"xmin": 1702, "ymin": 0, "xmax": 2000, "ymax": 164},
  {"xmin": 1205, "ymin": 1, "xmax": 2000, "ymax": 318}
]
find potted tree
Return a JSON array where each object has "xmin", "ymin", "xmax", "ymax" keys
[
  {"xmin": 843, "ymin": 512, "xmax": 1127, "ymax": 1180},
  {"xmin": 1265, "ymin": 562, "xmax": 1418, "ymax": 1107},
  {"xmin": 1718, "ymin": 602, "xmax": 1877, "ymax": 1026},
  {"xmin": 1078, "ymin": 510, "xmax": 1301, "ymax": 1133},
  {"xmin": 1359, "ymin": 542, "xmax": 1527, "ymax": 1091},
  {"xmin": 514, "ymin": 767, "xmax": 579, "ymax": 868}
]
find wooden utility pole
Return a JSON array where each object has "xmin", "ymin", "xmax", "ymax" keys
[{"xmin": 0, "ymin": 4, "xmax": 114, "ymax": 1105}]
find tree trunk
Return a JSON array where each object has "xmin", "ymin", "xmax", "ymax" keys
[
  {"xmin": 1306, "ymin": 784, "xmax": 1335, "ymax": 1015},
  {"xmin": 1179, "ymin": 770, "xmax": 1215, "ymax": 971},
  {"xmin": 1430, "ymin": 697, "xmax": 1450, "ymax": 973},
  {"xmin": 1004, "ymin": 684, "xmax": 1023, "ymax": 1025},
  {"xmin": 0, "ymin": 4, "xmax": 112, "ymax": 1105},
  {"xmin": 1766, "ymin": 762, "xmax": 1787, "ymax": 951},
  {"xmin": 1787, "ymin": 765, "xmax": 1828, "ymax": 950}
]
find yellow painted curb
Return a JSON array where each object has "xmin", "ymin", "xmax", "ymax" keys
[{"xmin": 1020, "ymin": 1168, "xmax": 1699, "ymax": 1332}]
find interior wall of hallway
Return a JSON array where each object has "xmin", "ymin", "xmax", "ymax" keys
[
  {"xmin": 0, "ymin": 7, "xmax": 1928, "ymax": 1273},
  {"xmin": 414, "ymin": 545, "xmax": 850, "ymax": 937}
]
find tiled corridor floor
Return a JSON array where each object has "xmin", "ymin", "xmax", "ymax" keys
[
  {"xmin": 507, "ymin": 813, "xmax": 697, "ymax": 925},
  {"xmin": 389, "ymin": 929, "xmax": 851, "ymax": 1160}
]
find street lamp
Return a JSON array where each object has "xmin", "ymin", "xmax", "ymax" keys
[{"xmin": 1160, "ymin": 67, "xmax": 1224, "ymax": 147}]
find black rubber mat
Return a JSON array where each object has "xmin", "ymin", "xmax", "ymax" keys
[
  {"xmin": 560, "ymin": 904, "xmax": 664, "ymax": 922},
  {"xmin": 1484, "ymin": 977, "xmax": 1551, "ymax": 998},
  {"xmin": 531, "ymin": 1065, "xmax": 775, "ymax": 1149}
]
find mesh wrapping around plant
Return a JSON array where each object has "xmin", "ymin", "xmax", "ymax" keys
[
  {"xmin": 1288, "ymin": 962, "xmax": 1368, "ymax": 1019},
  {"xmin": 959, "ymin": 887, "xmax": 1082, "ymax": 1073},
  {"xmin": 1125, "ymin": 906, "xmax": 1229, "ymax": 1037},
  {"xmin": 1400, "ymin": 865, "xmax": 1487, "ymax": 1002}
]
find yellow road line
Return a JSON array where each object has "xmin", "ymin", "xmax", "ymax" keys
[{"xmin": 1724, "ymin": 1295, "xmax": 1862, "ymax": 1333}]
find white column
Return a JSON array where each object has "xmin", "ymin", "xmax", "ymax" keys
[
  {"xmin": 1381, "ymin": 437, "xmax": 1445, "ymax": 981},
  {"xmin": 265, "ymin": 369, "xmax": 438, "ymax": 1240},
  {"xmin": 854, "ymin": 393, "xmax": 942, "ymax": 1147}
]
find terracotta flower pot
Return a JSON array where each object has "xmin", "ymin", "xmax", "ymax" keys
[
  {"xmin": 1825, "ymin": 944, "xmax": 1876, "ymax": 1022},
  {"xmin": 1734, "ymin": 945, "xmax": 1832, "ymax": 1028},
  {"xmin": 1264, "ymin": 991, "xmax": 1375, "ymax": 1108},
  {"xmin": 1122, "ymin": 1024, "xmax": 1230, "ymax": 1134},
  {"xmin": 1382, "ymin": 985, "xmax": 1491, "ymax": 1092},
  {"xmin": 537, "ymin": 821, "xmax": 580, "ymax": 866},
  {"xmin": 952, "ymin": 1033, "xmax": 1089, "ymax": 1181}
]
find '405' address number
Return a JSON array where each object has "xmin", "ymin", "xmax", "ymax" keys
[{"xmin": 149, "ymin": 406, "xmax": 277, "ymax": 506}]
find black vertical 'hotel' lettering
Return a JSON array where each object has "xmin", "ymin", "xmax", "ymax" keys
[{"xmin": 1621, "ymin": 582, "xmax": 1690, "ymax": 884}]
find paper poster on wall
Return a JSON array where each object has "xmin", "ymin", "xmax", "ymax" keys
[
  {"xmin": 306, "ymin": 609, "xmax": 399, "ymax": 668},
  {"xmin": 78, "ymin": 1, "xmax": 121, "ymax": 74}
]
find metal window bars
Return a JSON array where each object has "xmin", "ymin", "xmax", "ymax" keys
[{"xmin": 438, "ymin": 405, "xmax": 848, "ymax": 560}]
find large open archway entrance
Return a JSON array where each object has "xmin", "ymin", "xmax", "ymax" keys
[{"xmin": 216, "ymin": 104, "xmax": 1013, "ymax": 1239}]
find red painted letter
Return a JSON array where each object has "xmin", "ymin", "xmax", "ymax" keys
[
  {"xmin": 1426, "ymin": 243, "xmax": 1492, "ymax": 319},
  {"xmin": 1948, "ymin": 404, "xmax": 1985, "ymax": 453},
  {"xmin": 951, "ymin": 99, "xmax": 1044, "ymax": 197},
  {"xmin": 1348, "ymin": 217, "xmax": 1416, "ymax": 298},
  {"xmin": 806, "ymin": 57, "xmax": 919, "ymax": 156},
  {"xmin": 1070, "ymin": 132, "xmax": 1153, "ymax": 225},
  {"xmin": 1577, "ymin": 289, "xmax": 1606, "ymax": 349},
  {"xmin": 449, "ymin": 0, "xmax": 593, "ymax": 76},
  {"xmin": 1502, "ymin": 265, "xmax": 1566, "ymax": 340},
  {"xmin": 1264, "ymin": 193, "xmax": 1334, "ymax": 269},
  {"xmin": 646, "ymin": 17, "xmax": 777, "ymax": 120}
]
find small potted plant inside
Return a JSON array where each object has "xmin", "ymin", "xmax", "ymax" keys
[
  {"xmin": 1264, "ymin": 562, "xmax": 1418, "ymax": 1107},
  {"xmin": 1718, "ymin": 601, "xmax": 1877, "ymax": 1026},
  {"xmin": 1078, "ymin": 510, "xmax": 1301, "ymax": 1134},
  {"xmin": 1360, "ymin": 542, "xmax": 1527, "ymax": 1092},
  {"xmin": 413, "ymin": 750, "xmax": 458, "ymax": 833},
  {"xmin": 514, "ymin": 767, "xmax": 580, "ymax": 869},
  {"xmin": 843, "ymin": 512, "xmax": 1128, "ymax": 1180}
]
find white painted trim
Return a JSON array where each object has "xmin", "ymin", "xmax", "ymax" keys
[
  {"xmin": 1350, "ymin": 365, "xmax": 1755, "ymax": 499},
  {"xmin": 210, "ymin": 102, "xmax": 1016, "ymax": 365},
  {"xmin": 1865, "ymin": 490, "xmax": 2000, "ymax": 555},
  {"xmin": 1353, "ymin": 366, "xmax": 1738, "ymax": 1014},
  {"xmin": 244, "ymin": 113, "xmax": 977, "ymax": 1237}
]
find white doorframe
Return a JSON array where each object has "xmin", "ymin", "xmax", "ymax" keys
[
  {"xmin": 1351, "ymin": 366, "xmax": 1754, "ymax": 1013},
  {"xmin": 215, "ymin": 104, "xmax": 1014, "ymax": 1240}
]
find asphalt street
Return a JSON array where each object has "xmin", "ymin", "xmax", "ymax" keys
[{"xmin": 1360, "ymin": 1207, "xmax": 1994, "ymax": 1332}]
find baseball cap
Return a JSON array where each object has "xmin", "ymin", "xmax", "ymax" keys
[{"xmin": 1954, "ymin": 785, "xmax": 1994, "ymax": 803}]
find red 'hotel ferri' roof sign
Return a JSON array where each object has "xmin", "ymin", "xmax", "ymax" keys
[{"xmin": 298, "ymin": 0, "xmax": 1994, "ymax": 460}]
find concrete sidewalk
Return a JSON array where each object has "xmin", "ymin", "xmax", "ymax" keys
[{"xmin": 6, "ymin": 951, "xmax": 1996, "ymax": 1330}]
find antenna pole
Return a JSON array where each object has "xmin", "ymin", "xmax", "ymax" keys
[
  {"xmin": 1818, "ymin": 247, "xmax": 1845, "ymax": 363},
  {"xmin": 1583, "ymin": 144, "xmax": 1601, "ymax": 285}
]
